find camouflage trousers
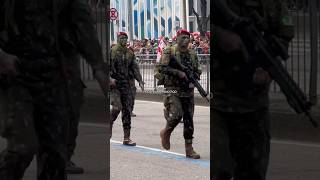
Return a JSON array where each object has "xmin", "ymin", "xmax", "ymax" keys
[
  {"xmin": 110, "ymin": 85, "xmax": 133, "ymax": 132},
  {"xmin": 212, "ymin": 108, "xmax": 270, "ymax": 180},
  {"xmin": 163, "ymin": 94, "xmax": 195, "ymax": 140},
  {"xmin": 66, "ymin": 78, "xmax": 86, "ymax": 161},
  {"xmin": 129, "ymin": 79, "xmax": 137, "ymax": 113},
  {"xmin": 0, "ymin": 81, "xmax": 68, "ymax": 180}
]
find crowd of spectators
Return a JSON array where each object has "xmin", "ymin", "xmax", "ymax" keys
[{"xmin": 128, "ymin": 34, "xmax": 210, "ymax": 55}]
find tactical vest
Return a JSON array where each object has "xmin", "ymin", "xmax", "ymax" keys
[
  {"xmin": 111, "ymin": 44, "xmax": 135, "ymax": 81},
  {"xmin": 155, "ymin": 45, "xmax": 197, "ymax": 86}
]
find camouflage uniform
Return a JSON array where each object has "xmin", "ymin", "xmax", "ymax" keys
[
  {"xmin": 110, "ymin": 32, "xmax": 142, "ymax": 145},
  {"xmin": 155, "ymin": 29, "xmax": 202, "ymax": 159},
  {"xmin": 0, "ymin": 0, "xmax": 107, "ymax": 180},
  {"xmin": 129, "ymin": 58, "xmax": 143, "ymax": 116},
  {"xmin": 212, "ymin": 0, "xmax": 294, "ymax": 179},
  {"xmin": 65, "ymin": 55, "xmax": 86, "ymax": 174}
]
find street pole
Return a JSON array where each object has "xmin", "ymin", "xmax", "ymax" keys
[
  {"xmin": 182, "ymin": 0, "xmax": 187, "ymax": 29},
  {"xmin": 128, "ymin": 0, "xmax": 133, "ymax": 41},
  {"xmin": 309, "ymin": 0, "xmax": 318, "ymax": 105}
]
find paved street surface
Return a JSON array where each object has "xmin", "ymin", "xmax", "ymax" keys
[
  {"xmin": 110, "ymin": 100, "xmax": 210, "ymax": 180},
  {"xmin": 1, "ymin": 88, "xmax": 320, "ymax": 179}
]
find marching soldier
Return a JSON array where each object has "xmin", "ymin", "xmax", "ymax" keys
[
  {"xmin": 110, "ymin": 32, "xmax": 144, "ymax": 145},
  {"xmin": 155, "ymin": 29, "xmax": 202, "ymax": 159}
]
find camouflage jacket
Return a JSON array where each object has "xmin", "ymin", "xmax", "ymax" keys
[
  {"xmin": 155, "ymin": 45, "xmax": 202, "ymax": 96},
  {"xmin": 110, "ymin": 44, "xmax": 142, "ymax": 84},
  {"xmin": 0, "ymin": 0, "xmax": 106, "ymax": 75},
  {"xmin": 213, "ymin": 0, "xmax": 294, "ymax": 112}
]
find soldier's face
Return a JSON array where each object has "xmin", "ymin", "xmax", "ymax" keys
[
  {"xmin": 177, "ymin": 35, "xmax": 190, "ymax": 49},
  {"xmin": 118, "ymin": 36, "xmax": 128, "ymax": 46}
]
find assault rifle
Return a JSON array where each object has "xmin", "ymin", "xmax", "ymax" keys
[
  {"xmin": 214, "ymin": 0, "xmax": 318, "ymax": 127},
  {"xmin": 168, "ymin": 55, "xmax": 210, "ymax": 102}
]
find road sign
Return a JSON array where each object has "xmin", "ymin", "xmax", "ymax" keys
[{"xmin": 109, "ymin": 8, "xmax": 118, "ymax": 21}]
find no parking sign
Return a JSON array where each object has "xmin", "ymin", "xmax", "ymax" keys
[{"xmin": 109, "ymin": 8, "xmax": 118, "ymax": 21}]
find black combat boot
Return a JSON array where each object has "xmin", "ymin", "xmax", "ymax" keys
[
  {"xmin": 160, "ymin": 126, "xmax": 173, "ymax": 150},
  {"xmin": 131, "ymin": 112, "xmax": 137, "ymax": 117},
  {"xmin": 110, "ymin": 109, "xmax": 120, "ymax": 139},
  {"xmin": 185, "ymin": 139, "xmax": 200, "ymax": 159},
  {"xmin": 123, "ymin": 129, "xmax": 136, "ymax": 146},
  {"xmin": 65, "ymin": 161, "xmax": 84, "ymax": 174}
]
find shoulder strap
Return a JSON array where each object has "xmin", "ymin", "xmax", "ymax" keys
[{"xmin": 170, "ymin": 45, "xmax": 181, "ymax": 63}]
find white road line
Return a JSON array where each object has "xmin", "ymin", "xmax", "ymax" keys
[
  {"xmin": 80, "ymin": 122, "xmax": 107, "ymax": 128},
  {"xmin": 271, "ymin": 139, "xmax": 320, "ymax": 148},
  {"xmin": 79, "ymin": 123, "xmax": 320, "ymax": 149},
  {"xmin": 110, "ymin": 139, "xmax": 186, "ymax": 157},
  {"xmin": 136, "ymin": 100, "xmax": 210, "ymax": 108}
]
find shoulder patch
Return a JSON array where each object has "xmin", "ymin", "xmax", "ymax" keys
[{"xmin": 281, "ymin": 15, "xmax": 293, "ymax": 26}]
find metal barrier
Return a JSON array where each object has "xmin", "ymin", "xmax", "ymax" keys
[
  {"xmin": 270, "ymin": 0, "xmax": 319, "ymax": 104},
  {"xmin": 135, "ymin": 54, "xmax": 210, "ymax": 95}
]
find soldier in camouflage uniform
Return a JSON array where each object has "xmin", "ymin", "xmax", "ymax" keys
[
  {"xmin": 64, "ymin": 55, "xmax": 86, "ymax": 174},
  {"xmin": 128, "ymin": 46, "xmax": 144, "ymax": 117},
  {"xmin": 155, "ymin": 29, "xmax": 202, "ymax": 159},
  {"xmin": 212, "ymin": 0, "xmax": 294, "ymax": 179},
  {"xmin": 0, "ymin": 0, "xmax": 108, "ymax": 179},
  {"xmin": 110, "ymin": 32, "xmax": 144, "ymax": 146}
]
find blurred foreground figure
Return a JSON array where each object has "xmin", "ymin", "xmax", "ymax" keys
[
  {"xmin": 212, "ymin": 0, "xmax": 294, "ymax": 179},
  {"xmin": 0, "ymin": 0, "xmax": 108, "ymax": 179}
]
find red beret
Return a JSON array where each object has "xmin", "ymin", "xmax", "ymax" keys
[
  {"xmin": 117, "ymin": 32, "xmax": 128, "ymax": 37},
  {"xmin": 177, "ymin": 29, "xmax": 190, "ymax": 36}
]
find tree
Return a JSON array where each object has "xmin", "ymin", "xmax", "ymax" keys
[{"xmin": 191, "ymin": 0, "xmax": 210, "ymax": 38}]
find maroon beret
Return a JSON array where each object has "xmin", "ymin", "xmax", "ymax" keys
[
  {"xmin": 117, "ymin": 32, "xmax": 128, "ymax": 37},
  {"xmin": 177, "ymin": 29, "xmax": 190, "ymax": 36}
]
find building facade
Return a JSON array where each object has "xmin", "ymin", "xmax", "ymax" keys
[{"xmin": 110, "ymin": 0, "xmax": 209, "ymax": 42}]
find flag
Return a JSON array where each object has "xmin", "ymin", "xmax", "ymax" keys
[{"xmin": 156, "ymin": 36, "xmax": 166, "ymax": 63}]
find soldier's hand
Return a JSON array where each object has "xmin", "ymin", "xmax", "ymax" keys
[
  {"xmin": 139, "ymin": 81, "xmax": 145, "ymax": 91},
  {"xmin": 253, "ymin": 68, "xmax": 271, "ymax": 85},
  {"xmin": 110, "ymin": 78, "xmax": 116, "ymax": 88},
  {"xmin": 178, "ymin": 71, "xmax": 187, "ymax": 79},
  {"xmin": 0, "ymin": 51, "xmax": 19, "ymax": 76}
]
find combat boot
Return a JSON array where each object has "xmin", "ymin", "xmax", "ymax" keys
[
  {"xmin": 131, "ymin": 112, "xmax": 137, "ymax": 117},
  {"xmin": 160, "ymin": 126, "xmax": 173, "ymax": 150},
  {"xmin": 185, "ymin": 139, "xmax": 200, "ymax": 159},
  {"xmin": 123, "ymin": 129, "xmax": 136, "ymax": 146},
  {"xmin": 66, "ymin": 161, "xmax": 84, "ymax": 174}
]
